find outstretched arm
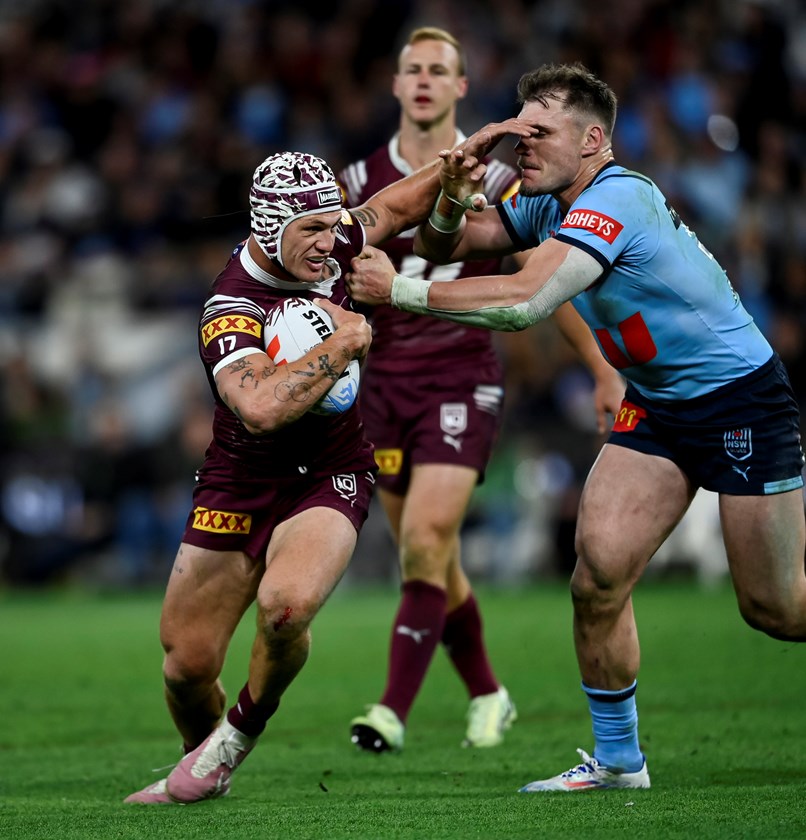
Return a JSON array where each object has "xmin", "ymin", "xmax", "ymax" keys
[
  {"xmin": 346, "ymin": 236, "xmax": 603, "ymax": 332},
  {"xmin": 414, "ymin": 199, "xmax": 516, "ymax": 263}
]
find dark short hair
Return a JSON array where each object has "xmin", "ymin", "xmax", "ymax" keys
[{"xmin": 517, "ymin": 63, "xmax": 617, "ymax": 137}]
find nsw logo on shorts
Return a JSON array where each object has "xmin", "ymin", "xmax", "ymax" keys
[{"xmin": 724, "ymin": 428, "xmax": 752, "ymax": 461}]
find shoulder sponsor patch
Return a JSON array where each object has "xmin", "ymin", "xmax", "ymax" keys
[
  {"xmin": 202, "ymin": 315, "xmax": 261, "ymax": 346},
  {"xmin": 560, "ymin": 209, "xmax": 623, "ymax": 243},
  {"xmin": 192, "ymin": 506, "xmax": 252, "ymax": 534},
  {"xmin": 501, "ymin": 181, "xmax": 521, "ymax": 203}
]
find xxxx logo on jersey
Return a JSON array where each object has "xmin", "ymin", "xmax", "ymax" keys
[
  {"xmin": 192, "ymin": 506, "xmax": 252, "ymax": 534},
  {"xmin": 202, "ymin": 315, "xmax": 261, "ymax": 346}
]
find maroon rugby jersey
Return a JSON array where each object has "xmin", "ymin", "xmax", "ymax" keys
[
  {"xmin": 197, "ymin": 210, "xmax": 376, "ymax": 480},
  {"xmin": 338, "ymin": 134, "xmax": 520, "ymax": 375}
]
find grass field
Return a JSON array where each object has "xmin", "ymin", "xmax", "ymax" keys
[{"xmin": 1, "ymin": 580, "xmax": 805, "ymax": 839}]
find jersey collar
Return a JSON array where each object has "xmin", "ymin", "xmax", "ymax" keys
[
  {"xmin": 388, "ymin": 129, "xmax": 467, "ymax": 176},
  {"xmin": 239, "ymin": 242, "xmax": 339, "ymax": 294}
]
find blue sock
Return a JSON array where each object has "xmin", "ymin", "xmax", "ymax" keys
[{"xmin": 583, "ymin": 680, "xmax": 643, "ymax": 772}]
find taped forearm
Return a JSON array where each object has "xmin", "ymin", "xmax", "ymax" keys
[
  {"xmin": 391, "ymin": 273, "xmax": 563, "ymax": 330},
  {"xmin": 390, "ymin": 247, "xmax": 601, "ymax": 332},
  {"xmin": 427, "ymin": 190, "xmax": 467, "ymax": 234}
]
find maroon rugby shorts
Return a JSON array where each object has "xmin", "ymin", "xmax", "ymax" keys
[
  {"xmin": 182, "ymin": 464, "xmax": 376, "ymax": 559},
  {"xmin": 359, "ymin": 363, "xmax": 505, "ymax": 495}
]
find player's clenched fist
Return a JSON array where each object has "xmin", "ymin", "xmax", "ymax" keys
[{"xmin": 346, "ymin": 247, "xmax": 398, "ymax": 306}]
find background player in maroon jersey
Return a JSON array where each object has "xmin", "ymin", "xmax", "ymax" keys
[
  {"xmin": 123, "ymin": 129, "xmax": 525, "ymax": 805},
  {"xmin": 340, "ymin": 28, "xmax": 624, "ymax": 754}
]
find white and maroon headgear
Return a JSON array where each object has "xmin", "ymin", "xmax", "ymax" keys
[{"xmin": 250, "ymin": 152, "xmax": 343, "ymax": 267}]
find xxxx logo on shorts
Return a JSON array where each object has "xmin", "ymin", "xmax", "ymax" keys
[
  {"xmin": 374, "ymin": 448, "xmax": 403, "ymax": 475},
  {"xmin": 192, "ymin": 506, "xmax": 252, "ymax": 534},
  {"xmin": 201, "ymin": 315, "xmax": 261, "ymax": 346}
]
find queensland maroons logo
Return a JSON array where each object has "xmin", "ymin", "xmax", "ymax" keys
[{"xmin": 440, "ymin": 403, "xmax": 467, "ymax": 435}]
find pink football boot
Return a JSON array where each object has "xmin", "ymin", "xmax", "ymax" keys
[
  {"xmin": 166, "ymin": 720, "xmax": 257, "ymax": 803},
  {"xmin": 124, "ymin": 777, "xmax": 173, "ymax": 805}
]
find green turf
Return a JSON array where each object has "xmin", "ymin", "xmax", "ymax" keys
[{"xmin": 1, "ymin": 581, "xmax": 805, "ymax": 839}]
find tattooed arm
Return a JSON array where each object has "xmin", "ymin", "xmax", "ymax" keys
[
  {"xmin": 350, "ymin": 165, "xmax": 443, "ymax": 248},
  {"xmin": 214, "ymin": 299, "xmax": 371, "ymax": 435},
  {"xmin": 354, "ymin": 117, "xmax": 533, "ymax": 247}
]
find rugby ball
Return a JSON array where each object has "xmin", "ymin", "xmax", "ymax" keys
[{"xmin": 264, "ymin": 297, "xmax": 360, "ymax": 415}]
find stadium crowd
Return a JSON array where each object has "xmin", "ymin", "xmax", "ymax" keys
[{"xmin": 1, "ymin": 0, "xmax": 804, "ymax": 586}]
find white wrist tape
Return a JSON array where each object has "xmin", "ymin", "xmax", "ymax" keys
[
  {"xmin": 390, "ymin": 273, "xmax": 432, "ymax": 312},
  {"xmin": 428, "ymin": 191, "xmax": 464, "ymax": 234},
  {"xmin": 428, "ymin": 211, "xmax": 463, "ymax": 234},
  {"xmin": 442, "ymin": 190, "xmax": 488, "ymax": 212}
]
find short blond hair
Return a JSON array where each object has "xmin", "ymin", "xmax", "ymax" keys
[{"xmin": 403, "ymin": 27, "xmax": 466, "ymax": 76}]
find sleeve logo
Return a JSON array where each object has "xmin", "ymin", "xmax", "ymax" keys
[
  {"xmin": 501, "ymin": 181, "xmax": 520, "ymax": 203},
  {"xmin": 201, "ymin": 315, "xmax": 261, "ymax": 346},
  {"xmin": 560, "ymin": 209, "xmax": 623, "ymax": 243}
]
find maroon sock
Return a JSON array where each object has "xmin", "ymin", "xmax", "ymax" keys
[
  {"xmin": 379, "ymin": 580, "xmax": 447, "ymax": 723},
  {"xmin": 226, "ymin": 683, "xmax": 279, "ymax": 738},
  {"xmin": 441, "ymin": 594, "xmax": 499, "ymax": 698}
]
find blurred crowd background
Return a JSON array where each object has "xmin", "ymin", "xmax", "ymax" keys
[{"xmin": 1, "ymin": 0, "xmax": 804, "ymax": 588}]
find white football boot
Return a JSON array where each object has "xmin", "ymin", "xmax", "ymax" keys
[
  {"xmin": 520, "ymin": 748, "xmax": 650, "ymax": 792},
  {"xmin": 462, "ymin": 686, "xmax": 517, "ymax": 748},
  {"xmin": 350, "ymin": 704, "xmax": 405, "ymax": 753}
]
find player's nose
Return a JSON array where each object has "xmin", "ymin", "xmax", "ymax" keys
[{"xmin": 315, "ymin": 230, "xmax": 337, "ymax": 251}]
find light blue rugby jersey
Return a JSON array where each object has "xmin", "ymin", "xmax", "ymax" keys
[{"xmin": 499, "ymin": 163, "xmax": 773, "ymax": 401}]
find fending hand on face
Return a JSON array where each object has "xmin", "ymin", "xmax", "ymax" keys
[
  {"xmin": 439, "ymin": 117, "xmax": 538, "ymax": 208},
  {"xmin": 345, "ymin": 246, "xmax": 398, "ymax": 306}
]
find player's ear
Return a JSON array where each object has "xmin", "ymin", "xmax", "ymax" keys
[
  {"xmin": 456, "ymin": 75, "xmax": 468, "ymax": 101},
  {"xmin": 581, "ymin": 124, "xmax": 606, "ymax": 157}
]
